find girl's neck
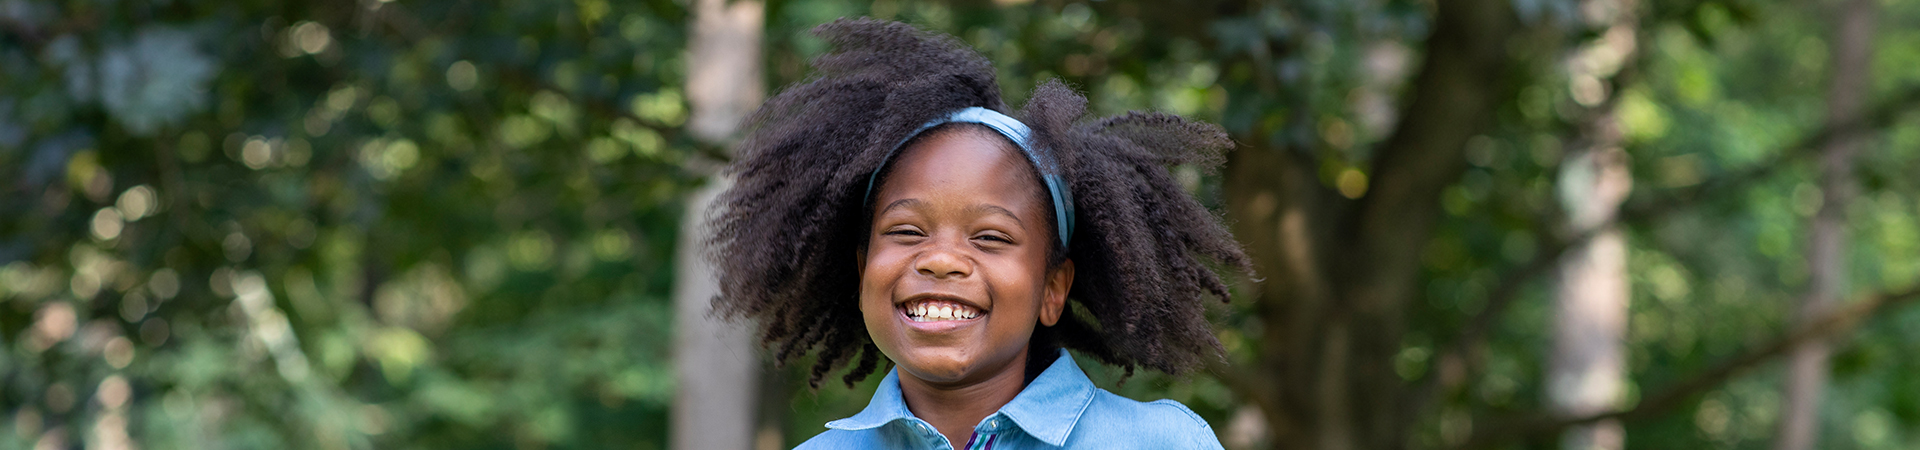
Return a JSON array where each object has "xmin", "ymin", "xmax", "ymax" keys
[{"xmin": 897, "ymin": 348, "xmax": 1030, "ymax": 448}]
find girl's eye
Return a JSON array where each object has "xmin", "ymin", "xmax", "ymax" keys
[
  {"xmin": 882, "ymin": 228, "xmax": 924, "ymax": 237},
  {"xmin": 974, "ymin": 234, "xmax": 1012, "ymax": 244}
]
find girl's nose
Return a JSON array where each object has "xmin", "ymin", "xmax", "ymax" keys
[{"xmin": 914, "ymin": 240, "xmax": 971, "ymax": 279}]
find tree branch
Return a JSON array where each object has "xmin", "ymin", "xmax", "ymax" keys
[
  {"xmin": 1451, "ymin": 285, "xmax": 1920, "ymax": 450},
  {"xmin": 1419, "ymin": 83, "xmax": 1920, "ymax": 401},
  {"xmin": 1347, "ymin": 0, "xmax": 1518, "ymax": 265},
  {"xmin": 1619, "ymin": 84, "xmax": 1920, "ymax": 221},
  {"xmin": 0, "ymin": 14, "xmax": 99, "ymax": 50},
  {"xmin": 1408, "ymin": 19, "xmax": 1655, "ymax": 412}
]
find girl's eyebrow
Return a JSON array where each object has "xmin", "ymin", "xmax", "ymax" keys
[
  {"xmin": 965, "ymin": 204, "xmax": 1025, "ymax": 228},
  {"xmin": 877, "ymin": 198, "xmax": 924, "ymax": 217}
]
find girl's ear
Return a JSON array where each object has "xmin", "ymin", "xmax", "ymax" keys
[{"xmin": 1039, "ymin": 259, "xmax": 1073, "ymax": 326}]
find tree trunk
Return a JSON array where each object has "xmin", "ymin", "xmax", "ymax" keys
[
  {"xmin": 1336, "ymin": 1, "xmax": 1519, "ymax": 445},
  {"xmin": 1774, "ymin": 0, "xmax": 1872, "ymax": 449},
  {"xmin": 671, "ymin": 179, "xmax": 756, "ymax": 450},
  {"xmin": 1547, "ymin": 107, "xmax": 1633, "ymax": 450},
  {"xmin": 1219, "ymin": 0, "xmax": 1522, "ymax": 449},
  {"xmin": 1547, "ymin": 209, "xmax": 1629, "ymax": 450},
  {"xmin": 1548, "ymin": 3, "xmax": 1639, "ymax": 450},
  {"xmin": 671, "ymin": 0, "xmax": 765, "ymax": 449}
]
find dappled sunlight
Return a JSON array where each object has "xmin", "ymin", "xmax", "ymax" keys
[{"xmin": 2, "ymin": 0, "xmax": 1919, "ymax": 449}]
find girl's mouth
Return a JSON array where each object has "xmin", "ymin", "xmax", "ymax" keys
[{"xmin": 901, "ymin": 298, "xmax": 983, "ymax": 322}]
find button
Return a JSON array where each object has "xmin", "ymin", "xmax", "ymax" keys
[{"xmin": 989, "ymin": 419, "xmax": 998, "ymax": 428}]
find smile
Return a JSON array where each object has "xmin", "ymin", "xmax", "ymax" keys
[{"xmin": 901, "ymin": 298, "xmax": 983, "ymax": 322}]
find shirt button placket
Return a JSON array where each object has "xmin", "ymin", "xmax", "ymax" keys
[
  {"xmin": 916, "ymin": 422, "xmax": 947, "ymax": 450},
  {"xmin": 969, "ymin": 418, "xmax": 997, "ymax": 450}
]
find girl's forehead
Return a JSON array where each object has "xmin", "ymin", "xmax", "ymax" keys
[
  {"xmin": 895, "ymin": 128, "xmax": 1023, "ymax": 167},
  {"xmin": 875, "ymin": 130, "xmax": 1049, "ymax": 211}
]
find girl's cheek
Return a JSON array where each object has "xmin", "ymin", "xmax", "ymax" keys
[
  {"xmin": 868, "ymin": 249, "xmax": 915, "ymax": 274},
  {"xmin": 859, "ymin": 251, "xmax": 906, "ymax": 295}
]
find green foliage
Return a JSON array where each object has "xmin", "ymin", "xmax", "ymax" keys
[
  {"xmin": 5, "ymin": 0, "xmax": 1920, "ymax": 449},
  {"xmin": 3, "ymin": 0, "xmax": 700, "ymax": 448}
]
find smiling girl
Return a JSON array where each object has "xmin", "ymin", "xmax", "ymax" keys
[{"xmin": 709, "ymin": 18, "xmax": 1251, "ymax": 449}]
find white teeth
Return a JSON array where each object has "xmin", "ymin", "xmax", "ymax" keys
[{"xmin": 904, "ymin": 301, "xmax": 980, "ymax": 322}]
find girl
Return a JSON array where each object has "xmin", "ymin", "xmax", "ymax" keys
[{"xmin": 709, "ymin": 18, "xmax": 1250, "ymax": 449}]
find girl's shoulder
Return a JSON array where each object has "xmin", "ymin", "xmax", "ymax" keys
[{"xmin": 1066, "ymin": 390, "xmax": 1225, "ymax": 449}]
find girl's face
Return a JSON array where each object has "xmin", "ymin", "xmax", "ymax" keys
[{"xmin": 860, "ymin": 128, "xmax": 1072, "ymax": 387}]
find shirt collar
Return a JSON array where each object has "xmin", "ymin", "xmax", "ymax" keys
[
  {"xmin": 824, "ymin": 349, "xmax": 1097, "ymax": 446},
  {"xmin": 824, "ymin": 368, "xmax": 914, "ymax": 431},
  {"xmin": 996, "ymin": 349, "xmax": 1098, "ymax": 445}
]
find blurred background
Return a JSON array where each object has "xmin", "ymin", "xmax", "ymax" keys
[{"xmin": 3, "ymin": 0, "xmax": 1920, "ymax": 449}]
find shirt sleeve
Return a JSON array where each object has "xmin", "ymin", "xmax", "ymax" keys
[{"xmin": 1150, "ymin": 399, "xmax": 1226, "ymax": 450}]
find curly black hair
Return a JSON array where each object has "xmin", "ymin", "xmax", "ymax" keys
[{"xmin": 708, "ymin": 18, "xmax": 1251, "ymax": 388}]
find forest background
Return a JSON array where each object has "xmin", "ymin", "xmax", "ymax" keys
[{"xmin": 4, "ymin": 0, "xmax": 1920, "ymax": 449}]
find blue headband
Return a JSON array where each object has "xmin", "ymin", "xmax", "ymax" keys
[{"xmin": 863, "ymin": 107, "xmax": 1076, "ymax": 249}]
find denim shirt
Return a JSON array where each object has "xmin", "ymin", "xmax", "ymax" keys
[{"xmin": 795, "ymin": 349, "xmax": 1225, "ymax": 449}]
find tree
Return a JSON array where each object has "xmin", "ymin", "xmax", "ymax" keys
[
  {"xmin": 671, "ymin": 0, "xmax": 768, "ymax": 449},
  {"xmin": 7, "ymin": 1, "xmax": 1920, "ymax": 449},
  {"xmin": 1547, "ymin": 2, "xmax": 1639, "ymax": 450},
  {"xmin": 1040, "ymin": 1, "xmax": 1920, "ymax": 449},
  {"xmin": 3, "ymin": 1, "xmax": 710, "ymax": 448},
  {"xmin": 1211, "ymin": 0, "xmax": 1523, "ymax": 447},
  {"xmin": 1775, "ymin": 0, "xmax": 1875, "ymax": 449}
]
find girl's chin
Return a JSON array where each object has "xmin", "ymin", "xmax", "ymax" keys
[
  {"xmin": 896, "ymin": 355, "xmax": 978, "ymax": 384},
  {"xmin": 893, "ymin": 348, "xmax": 1026, "ymax": 387}
]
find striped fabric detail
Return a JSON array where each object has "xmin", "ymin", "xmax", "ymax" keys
[{"xmin": 960, "ymin": 432, "xmax": 997, "ymax": 450}]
